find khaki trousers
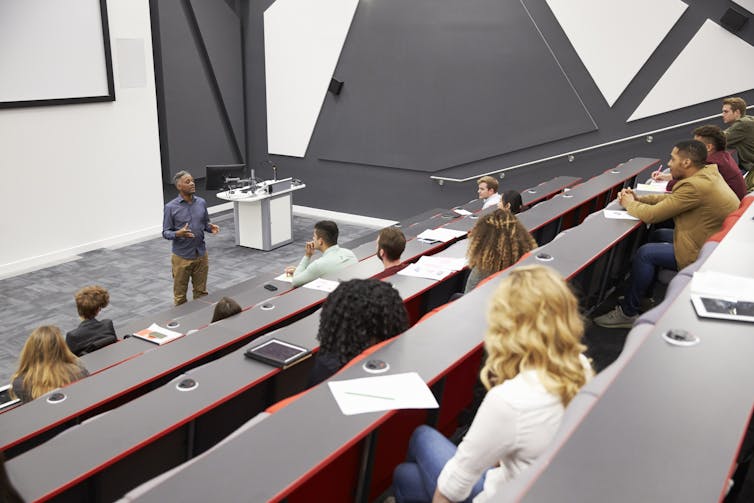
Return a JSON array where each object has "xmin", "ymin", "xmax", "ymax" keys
[{"xmin": 171, "ymin": 252, "xmax": 209, "ymax": 305}]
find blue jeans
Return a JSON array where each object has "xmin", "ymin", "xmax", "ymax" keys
[
  {"xmin": 393, "ymin": 425, "xmax": 486, "ymax": 503},
  {"xmin": 620, "ymin": 229, "xmax": 677, "ymax": 316}
]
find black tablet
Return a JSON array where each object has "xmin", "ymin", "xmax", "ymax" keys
[{"xmin": 244, "ymin": 338, "xmax": 311, "ymax": 369}]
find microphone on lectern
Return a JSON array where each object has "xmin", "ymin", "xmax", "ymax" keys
[{"xmin": 266, "ymin": 159, "xmax": 278, "ymax": 181}]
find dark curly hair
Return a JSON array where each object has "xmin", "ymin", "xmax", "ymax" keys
[
  {"xmin": 317, "ymin": 279, "xmax": 408, "ymax": 366},
  {"xmin": 692, "ymin": 124, "xmax": 726, "ymax": 152}
]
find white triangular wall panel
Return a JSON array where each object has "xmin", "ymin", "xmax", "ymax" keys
[
  {"xmin": 629, "ymin": 20, "xmax": 754, "ymax": 121},
  {"xmin": 264, "ymin": 0, "xmax": 359, "ymax": 157},
  {"xmin": 546, "ymin": 0, "xmax": 687, "ymax": 107},
  {"xmin": 733, "ymin": 0, "xmax": 754, "ymax": 14}
]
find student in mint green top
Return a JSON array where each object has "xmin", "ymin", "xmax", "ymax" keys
[{"xmin": 285, "ymin": 221, "xmax": 357, "ymax": 287}]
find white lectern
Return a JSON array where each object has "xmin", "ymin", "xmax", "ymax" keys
[{"xmin": 217, "ymin": 178, "xmax": 305, "ymax": 251}]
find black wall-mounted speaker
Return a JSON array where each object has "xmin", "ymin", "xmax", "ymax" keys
[
  {"xmin": 720, "ymin": 7, "xmax": 749, "ymax": 33},
  {"xmin": 328, "ymin": 78, "xmax": 344, "ymax": 95}
]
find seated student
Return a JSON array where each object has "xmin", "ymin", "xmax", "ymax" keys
[
  {"xmin": 373, "ymin": 226, "xmax": 408, "ymax": 280},
  {"xmin": 211, "ymin": 296, "xmax": 242, "ymax": 323},
  {"xmin": 464, "ymin": 209, "xmax": 537, "ymax": 293},
  {"xmin": 308, "ymin": 279, "xmax": 408, "ymax": 387},
  {"xmin": 11, "ymin": 326, "xmax": 89, "ymax": 403},
  {"xmin": 651, "ymin": 125, "xmax": 747, "ymax": 200},
  {"xmin": 66, "ymin": 285, "xmax": 117, "ymax": 356},
  {"xmin": 595, "ymin": 140, "xmax": 740, "ymax": 328},
  {"xmin": 721, "ymin": 96, "xmax": 754, "ymax": 186},
  {"xmin": 392, "ymin": 266, "xmax": 593, "ymax": 503},
  {"xmin": 497, "ymin": 189, "xmax": 525, "ymax": 214},
  {"xmin": 477, "ymin": 176, "xmax": 501, "ymax": 209},
  {"xmin": 284, "ymin": 220, "xmax": 357, "ymax": 287}
]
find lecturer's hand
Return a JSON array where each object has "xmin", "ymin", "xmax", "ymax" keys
[
  {"xmin": 209, "ymin": 223, "xmax": 220, "ymax": 234},
  {"xmin": 176, "ymin": 223, "xmax": 195, "ymax": 238},
  {"xmin": 304, "ymin": 241, "xmax": 316, "ymax": 258}
]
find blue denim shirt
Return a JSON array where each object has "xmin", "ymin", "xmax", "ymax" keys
[{"xmin": 162, "ymin": 195, "xmax": 213, "ymax": 259}]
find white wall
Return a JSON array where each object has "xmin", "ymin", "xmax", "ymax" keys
[{"xmin": 0, "ymin": 0, "xmax": 163, "ymax": 278}]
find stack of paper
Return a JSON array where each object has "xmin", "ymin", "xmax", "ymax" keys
[
  {"xmin": 689, "ymin": 271, "xmax": 754, "ymax": 322},
  {"xmin": 453, "ymin": 208, "xmax": 472, "ymax": 216},
  {"xmin": 603, "ymin": 210, "xmax": 640, "ymax": 221},
  {"xmin": 416, "ymin": 228, "xmax": 467, "ymax": 243},
  {"xmin": 132, "ymin": 323, "xmax": 184, "ymax": 345},
  {"xmin": 328, "ymin": 372, "xmax": 439, "ymax": 415},
  {"xmin": 397, "ymin": 255, "xmax": 466, "ymax": 281},
  {"xmin": 635, "ymin": 182, "xmax": 669, "ymax": 193},
  {"xmin": 302, "ymin": 278, "xmax": 340, "ymax": 293},
  {"xmin": 415, "ymin": 255, "xmax": 466, "ymax": 271}
]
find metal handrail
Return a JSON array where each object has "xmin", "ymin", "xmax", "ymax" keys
[{"xmin": 430, "ymin": 105, "xmax": 754, "ymax": 184}]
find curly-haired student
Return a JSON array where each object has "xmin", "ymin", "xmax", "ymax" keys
[
  {"xmin": 464, "ymin": 209, "xmax": 537, "ymax": 293},
  {"xmin": 308, "ymin": 279, "xmax": 408, "ymax": 387}
]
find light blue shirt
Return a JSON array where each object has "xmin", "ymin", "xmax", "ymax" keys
[{"xmin": 292, "ymin": 245, "xmax": 357, "ymax": 286}]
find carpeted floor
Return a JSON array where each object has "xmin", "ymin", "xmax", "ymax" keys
[{"xmin": 0, "ymin": 212, "xmax": 376, "ymax": 384}]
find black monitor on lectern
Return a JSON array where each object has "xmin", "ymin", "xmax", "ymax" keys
[{"xmin": 205, "ymin": 164, "xmax": 247, "ymax": 191}]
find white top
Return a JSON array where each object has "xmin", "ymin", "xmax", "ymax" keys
[
  {"xmin": 437, "ymin": 355, "xmax": 592, "ymax": 502},
  {"xmin": 481, "ymin": 193, "xmax": 501, "ymax": 209}
]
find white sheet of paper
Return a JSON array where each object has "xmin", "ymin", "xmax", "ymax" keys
[
  {"xmin": 328, "ymin": 372, "xmax": 439, "ymax": 415},
  {"xmin": 274, "ymin": 273, "xmax": 293, "ymax": 283},
  {"xmin": 416, "ymin": 228, "xmax": 467, "ymax": 243},
  {"xmin": 453, "ymin": 208, "xmax": 472, "ymax": 216},
  {"xmin": 691, "ymin": 271, "xmax": 754, "ymax": 301},
  {"xmin": 302, "ymin": 278, "xmax": 340, "ymax": 292},
  {"xmin": 416, "ymin": 255, "xmax": 467, "ymax": 272},
  {"xmin": 147, "ymin": 323, "xmax": 182, "ymax": 338},
  {"xmin": 636, "ymin": 182, "xmax": 668, "ymax": 192},
  {"xmin": 397, "ymin": 262, "xmax": 452, "ymax": 281},
  {"xmin": 603, "ymin": 210, "xmax": 640, "ymax": 221}
]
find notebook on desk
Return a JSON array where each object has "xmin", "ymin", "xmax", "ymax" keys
[{"xmin": 131, "ymin": 323, "xmax": 184, "ymax": 345}]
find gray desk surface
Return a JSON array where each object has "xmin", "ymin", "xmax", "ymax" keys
[
  {"xmin": 521, "ymin": 198, "xmax": 754, "ymax": 503},
  {"xmin": 517, "ymin": 157, "xmax": 658, "ymax": 231},
  {"xmin": 5, "ymin": 257, "xmax": 453, "ymax": 501},
  {"xmin": 522, "ymin": 284, "xmax": 754, "ymax": 503},
  {"xmin": 3, "ymin": 173, "xmax": 647, "ymax": 498},
  {"xmin": 521, "ymin": 175, "xmax": 581, "ymax": 206},
  {"xmin": 118, "ymin": 205, "xmax": 643, "ymax": 503},
  {"xmin": 0, "ymin": 217, "xmax": 456, "ymax": 454},
  {"xmin": 80, "ymin": 210, "xmax": 432, "ymax": 375}
]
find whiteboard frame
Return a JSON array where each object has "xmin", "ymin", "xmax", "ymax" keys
[{"xmin": 0, "ymin": 0, "xmax": 115, "ymax": 109}]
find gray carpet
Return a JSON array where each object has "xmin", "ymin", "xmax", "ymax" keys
[{"xmin": 0, "ymin": 212, "xmax": 375, "ymax": 384}]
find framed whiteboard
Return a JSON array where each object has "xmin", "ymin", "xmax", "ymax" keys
[{"xmin": 0, "ymin": 0, "xmax": 115, "ymax": 108}]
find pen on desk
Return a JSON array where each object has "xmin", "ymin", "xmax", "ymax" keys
[{"xmin": 344, "ymin": 391, "xmax": 394, "ymax": 400}]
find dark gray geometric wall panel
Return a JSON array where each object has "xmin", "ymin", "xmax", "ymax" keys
[
  {"xmin": 190, "ymin": 0, "xmax": 246, "ymax": 154},
  {"xmin": 313, "ymin": 0, "xmax": 597, "ymax": 172},
  {"xmin": 152, "ymin": 0, "xmax": 244, "ymax": 181}
]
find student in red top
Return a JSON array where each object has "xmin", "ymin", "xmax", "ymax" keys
[{"xmin": 373, "ymin": 226, "xmax": 408, "ymax": 280}]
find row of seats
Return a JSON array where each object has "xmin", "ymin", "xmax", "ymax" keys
[
  {"xmin": 106, "ymin": 175, "xmax": 654, "ymax": 502},
  {"xmin": 3, "ymin": 162, "xmax": 654, "ymax": 501},
  {"xmin": 501, "ymin": 193, "xmax": 754, "ymax": 502},
  {"xmin": 0, "ymin": 172, "xmax": 601, "ymax": 460}
]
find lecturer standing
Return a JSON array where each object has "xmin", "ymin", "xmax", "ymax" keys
[{"xmin": 162, "ymin": 171, "xmax": 220, "ymax": 305}]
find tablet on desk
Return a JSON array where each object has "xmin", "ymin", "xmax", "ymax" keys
[{"xmin": 244, "ymin": 338, "xmax": 311, "ymax": 369}]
